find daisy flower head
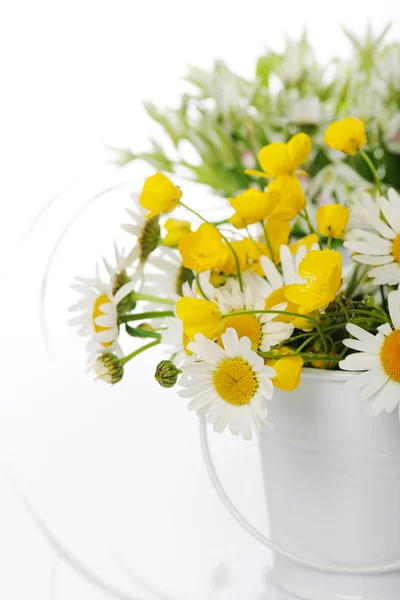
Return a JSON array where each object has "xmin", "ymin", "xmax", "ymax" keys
[
  {"xmin": 179, "ymin": 328, "xmax": 276, "ymax": 439},
  {"xmin": 344, "ymin": 189, "xmax": 400, "ymax": 286},
  {"xmin": 122, "ymin": 193, "xmax": 161, "ymax": 265},
  {"xmin": 216, "ymin": 280, "xmax": 293, "ymax": 352},
  {"xmin": 339, "ymin": 287, "xmax": 400, "ymax": 418},
  {"xmin": 69, "ymin": 266, "xmax": 134, "ymax": 365},
  {"xmin": 141, "ymin": 247, "xmax": 195, "ymax": 301},
  {"xmin": 103, "ymin": 242, "xmax": 139, "ymax": 314}
]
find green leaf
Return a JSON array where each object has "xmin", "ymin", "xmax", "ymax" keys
[
  {"xmin": 256, "ymin": 54, "xmax": 278, "ymax": 88},
  {"xmin": 125, "ymin": 324, "xmax": 161, "ymax": 339}
]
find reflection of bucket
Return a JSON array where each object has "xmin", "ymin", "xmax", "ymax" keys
[{"xmin": 260, "ymin": 368, "xmax": 400, "ymax": 600}]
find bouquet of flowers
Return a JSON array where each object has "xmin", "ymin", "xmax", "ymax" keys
[
  {"xmin": 113, "ymin": 26, "xmax": 400, "ymax": 204},
  {"xmin": 71, "ymin": 117, "xmax": 400, "ymax": 439}
]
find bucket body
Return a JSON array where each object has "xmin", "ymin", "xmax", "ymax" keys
[{"xmin": 259, "ymin": 369, "xmax": 400, "ymax": 599}]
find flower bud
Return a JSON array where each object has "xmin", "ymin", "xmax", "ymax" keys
[
  {"xmin": 137, "ymin": 323, "xmax": 155, "ymax": 333},
  {"xmin": 364, "ymin": 296, "xmax": 375, "ymax": 307},
  {"xmin": 155, "ymin": 360, "xmax": 181, "ymax": 388},
  {"xmin": 95, "ymin": 353, "xmax": 124, "ymax": 384},
  {"xmin": 112, "ymin": 270, "xmax": 137, "ymax": 314}
]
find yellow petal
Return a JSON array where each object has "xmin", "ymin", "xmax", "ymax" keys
[
  {"xmin": 178, "ymin": 223, "xmax": 229, "ymax": 273},
  {"xmin": 258, "ymin": 142, "xmax": 291, "ymax": 177},
  {"xmin": 163, "ymin": 218, "xmax": 191, "ymax": 247},
  {"xmin": 324, "ymin": 117, "xmax": 366, "ymax": 155},
  {"xmin": 316, "ymin": 204, "xmax": 350, "ymax": 239},
  {"xmin": 267, "ymin": 175, "xmax": 306, "ymax": 220},
  {"xmin": 289, "ymin": 234, "xmax": 319, "ymax": 254},
  {"xmin": 139, "ymin": 173, "xmax": 182, "ymax": 218},
  {"xmin": 176, "ymin": 297, "xmax": 222, "ymax": 340},
  {"xmin": 267, "ymin": 348, "xmax": 303, "ymax": 391},
  {"xmin": 287, "ymin": 133, "xmax": 312, "ymax": 171},
  {"xmin": 264, "ymin": 219, "xmax": 291, "ymax": 259},
  {"xmin": 285, "ymin": 250, "xmax": 342, "ymax": 311},
  {"xmin": 244, "ymin": 169, "xmax": 270, "ymax": 179},
  {"xmin": 230, "ymin": 188, "xmax": 277, "ymax": 225}
]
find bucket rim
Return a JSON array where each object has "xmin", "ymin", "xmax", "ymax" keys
[{"xmin": 301, "ymin": 367, "xmax": 354, "ymax": 382}]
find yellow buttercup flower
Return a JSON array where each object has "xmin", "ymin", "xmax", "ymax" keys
[
  {"xmin": 221, "ymin": 239, "xmax": 254, "ymax": 275},
  {"xmin": 316, "ymin": 204, "xmax": 350, "ymax": 239},
  {"xmin": 229, "ymin": 188, "xmax": 278, "ymax": 226},
  {"xmin": 163, "ymin": 219, "xmax": 191, "ymax": 247},
  {"xmin": 263, "ymin": 219, "xmax": 291, "ymax": 262},
  {"xmin": 285, "ymin": 249, "xmax": 342, "ymax": 311},
  {"xmin": 179, "ymin": 223, "xmax": 229, "ymax": 273},
  {"xmin": 266, "ymin": 347, "xmax": 303, "ymax": 391},
  {"xmin": 267, "ymin": 175, "xmax": 306, "ymax": 220},
  {"xmin": 176, "ymin": 297, "xmax": 222, "ymax": 341},
  {"xmin": 324, "ymin": 117, "xmax": 366, "ymax": 155},
  {"xmin": 289, "ymin": 234, "xmax": 319, "ymax": 254},
  {"xmin": 139, "ymin": 173, "xmax": 182, "ymax": 218},
  {"xmin": 246, "ymin": 133, "xmax": 312, "ymax": 179},
  {"xmin": 229, "ymin": 212, "xmax": 246, "ymax": 229}
]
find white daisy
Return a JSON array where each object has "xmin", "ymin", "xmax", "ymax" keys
[
  {"xmin": 141, "ymin": 247, "xmax": 195, "ymax": 301},
  {"xmin": 344, "ymin": 188, "xmax": 400, "ymax": 286},
  {"xmin": 215, "ymin": 279, "xmax": 293, "ymax": 352},
  {"xmin": 69, "ymin": 266, "xmax": 135, "ymax": 365},
  {"xmin": 339, "ymin": 287, "xmax": 400, "ymax": 418},
  {"xmin": 179, "ymin": 328, "xmax": 276, "ymax": 439}
]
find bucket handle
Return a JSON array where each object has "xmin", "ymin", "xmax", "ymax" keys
[{"xmin": 200, "ymin": 417, "xmax": 400, "ymax": 575}]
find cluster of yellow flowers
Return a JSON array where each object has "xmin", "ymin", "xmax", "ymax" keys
[{"xmin": 72, "ymin": 115, "xmax": 400, "ymax": 438}]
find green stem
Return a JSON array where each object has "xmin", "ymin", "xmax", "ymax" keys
[
  {"xmin": 134, "ymin": 293, "xmax": 175, "ymax": 306},
  {"xmin": 120, "ymin": 311, "xmax": 175, "ymax": 323},
  {"xmin": 296, "ymin": 337, "xmax": 314, "ymax": 353},
  {"xmin": 259, "ymin": 351, "xmax": 341, "ymax": 362},
  {"xmin": 222, "ymin": 309, "xmax": 329, "ymax": 354},
  {"xmin": 196, "ymin": 274, "xmax": 210, "ymax": 301},
  {"xmin": 179, "ymin": 200, "xmax": 244, "ymax": 292},
  {"xmin": 359, "ymin": 149, "xmax": 382, "ymax": 196},
  {"xmin": 335, "ymin": 296, "xmax": 350, "ymax": 322},
  {"xmin": 300, "ymin": 209, "xmax": 323, "ymax": 249},
  {"xmin": 260, "ymin": 220, "xmax": 274, "ymax": 262},
  {"xmin": 344, "ymin": 264, "xmax": 360, "ymax": 297},
  {"xmin": 120, "ymin": 339, "xmax": 160, "ymax": 366},
  {"xmin": 327, "ymin": 236, "xmax": 332, "ymax": 249},
  {"xmin": 210, "ymin": 218, "xmax": 230, "ymax": 226}
]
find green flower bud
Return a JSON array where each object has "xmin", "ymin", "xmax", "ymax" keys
[
  {"xmin": 137, "ymin": 323, "xmax": 155, "ymax": 333},
  {"xmin": 95, "ymin": 353, "xmax": 124, "ymax": 384},
  {"xmin": 140, "ymin": 216, "xmax": 160, "ymax": 262},
  {"xmin": 155, "ymin": 360, "xmax": 181, "ymax": 388},
  {"xmin": 112, "ymin": 270, "xmax": 137, "ymax": 315},
  {"xmin": 364, "ymin": 296, "xmax": 375, "ymax": 307},
  {"xmin": 175, "ymin": 265, "xmax": 195, "ymax": 296}
]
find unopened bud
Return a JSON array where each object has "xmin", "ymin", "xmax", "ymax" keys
[
  {"xmin": 155, "ymin": 360, "xmax": 181, "ymax": 388},
  {"xmin": 364, "ymin": 296, "xmax": 375, "ymax": 307},
  {"xmin": 95, "ymin": 353, "xmax": 124, "ymax": 384},
  {"xmin": 137, "ymin": 323, "xmax": 155, "ymax": 333},
  {"xmin": 112, "ymin": 270, "xmax": 137, "ymax": 314}
]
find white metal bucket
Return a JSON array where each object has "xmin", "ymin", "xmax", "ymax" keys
[{"xmin": 259, "ymin": 368, "xmax": 400, "ymax": 599}]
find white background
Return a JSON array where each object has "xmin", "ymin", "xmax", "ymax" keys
[{"xmin": 0, "ymin": 2, "xmax": 400, "ymax": 599}]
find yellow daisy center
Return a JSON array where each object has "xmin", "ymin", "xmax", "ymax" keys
[
  {"xmin": 92, "ymin": 294, "xmax": 113, "ymax": 348},
  {"xmin": 220, "ymin": 314, "xmax": 262, "ymax": 349},
  {"xmin": 380, "ymin": 330, "xmax": 400, "ymax": 382},
  {"xmin": 392, "ymin": 234, "xmax": 400, "ymax": 263},
  {"xmin": 213, "ymin": 357, "xmax": 258, "ymax": 405}
]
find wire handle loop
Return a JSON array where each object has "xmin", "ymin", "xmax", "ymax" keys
[{"xmin": 199, "ymin": 417, "xmax": 400, "ymax": 575}]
